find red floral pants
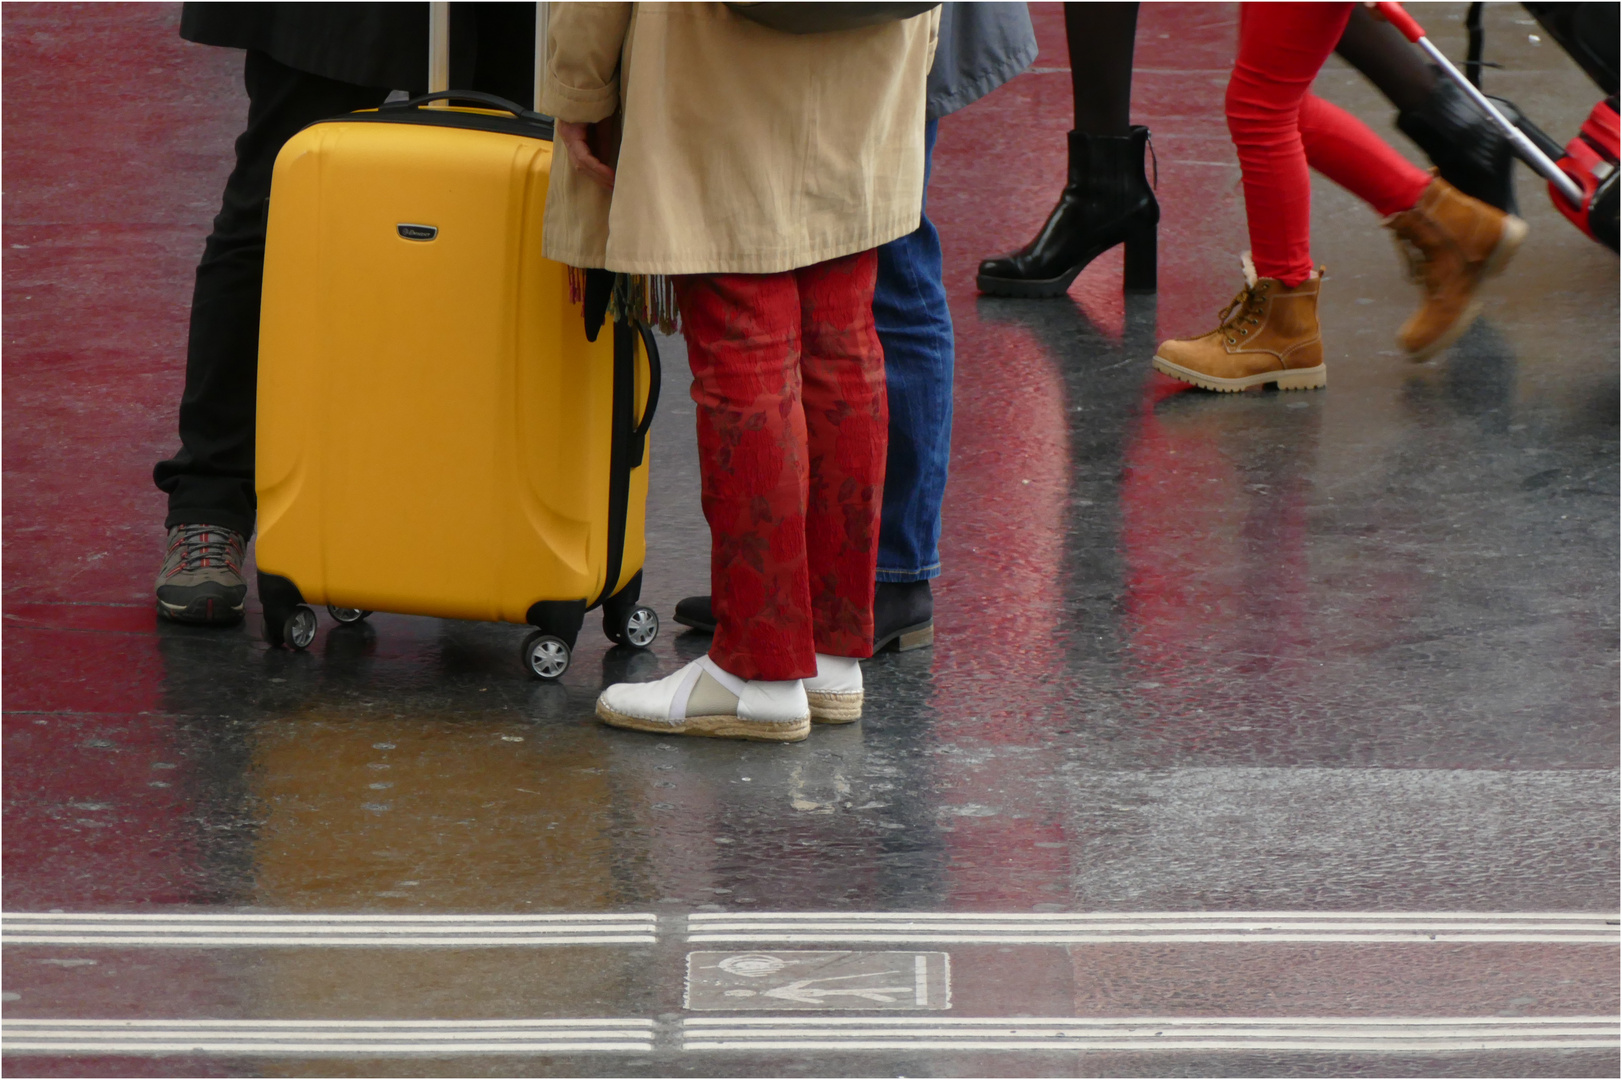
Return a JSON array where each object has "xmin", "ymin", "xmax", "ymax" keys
[{"xmin": 675, "ymin": 251, "xmax": 887, "ymax": 682}]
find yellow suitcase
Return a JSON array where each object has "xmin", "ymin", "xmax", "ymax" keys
[{"xmin": 254, "ymin": 90, "xmax": 660, "ymax": 679}]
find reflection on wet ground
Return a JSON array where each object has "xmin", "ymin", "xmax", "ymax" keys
[{"xmin": 3, "ymin": 2, "xmax": 1619, "ymax": 1076}]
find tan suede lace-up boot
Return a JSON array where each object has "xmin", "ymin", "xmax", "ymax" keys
[
  {"xmin": 1385, "ymin": 175, "xmax": 1526, "ymax": 361},
  {"xmin": 1152, "ymin": 254, "xmax": 1326, "ymax": 392}
]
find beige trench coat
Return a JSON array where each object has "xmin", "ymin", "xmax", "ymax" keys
[{"xmin": 539, "ymin": 2, "xmax": 939, "ymax": 275}]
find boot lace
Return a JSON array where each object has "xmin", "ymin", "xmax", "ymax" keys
[
  {"xmin": 1216, "ymin": 281, "xmax": 1269, "ymax": 345},
  {"xmin": 170, "ymin": 524, "xmax": 242, "ymax": 574}
]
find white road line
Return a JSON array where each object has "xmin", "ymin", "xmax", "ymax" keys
[
  {"xmin": 688, "ymin": 911, "xmax": 1613, "ymax": 920},
  {"xmin": 685, "ymin": 912, "xmax": 1620, "ymax": 945},
  {"xmin": 1, "ymin": 1019, "xmax": 656, "ymax": 1056},
  {"xmin": 3, "ymin": 934, "xmax": 658, "ymax": 940},
  {"xmin": 3, "ymin": 913, "xmax": 654, "ymax": 922},
  {"xmin": 1, "ymin": 913, "xmax": 658, "ymax": 948},
  {"xmin": 681, "ymin": 1016, "xmax": 1622, "ymax": 1053}
]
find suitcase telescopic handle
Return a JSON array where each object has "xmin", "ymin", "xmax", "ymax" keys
[
  {"xmin": 1375, "ymin": 1, "xmax": 1585, "ymax": 207},
  {"xmin": 428, "ymin": 1, "xmax": 549, "ymax": 117},
  {"xmin": 631, "ymin": 323, "xmax": 663, "ymax": 452},
  {"xmin": 380, "ymin": 89, "xmax": 550, "ymax": 124}
]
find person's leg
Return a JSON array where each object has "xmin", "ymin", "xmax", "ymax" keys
[
  {"xmin": 595, "ymin": 272, "xmax": 815, "ymax": 742},
  {"xmin": 1149, "ymin": 3, "xmax": 1348, "ymax": 393},
  {"xmin": 154, "ymin": 52, "xmax": 392, "ymax": 537},
  {"xmin": 1298, "ymin": 93, "xmax": 1431, "ymax": 216},
  {"xmin": 1334, "ymin": 7, "xmax": 1434, "ymax": 110},
  {"xmin": 797, "ymin": 250, "xmax": 887, "ymax": 663},
  {"xmin": 1066, "ymin": 1, "xmax": 1138, "ymax": 136},
  {"xmin": 673, "ymin": 123, "xmax": 943, "ymax": 652},
  {"xmin": 152, "ymin": 51, "xmax": 390, "ymax": 624},
  {"xmin": 1335, "ymin": 5, "xmax": 1516, "ymax": 213},
  {"xmin": 678, "ymin": 271, "xmax": 819, "ymax": 684},
  {"xmin": 873, "ymin": 121, "xmax": 951, "ymax": 588},
  {"xmin": 1300, "ymin": 11, "xmax": 1522, "ymax": 360},
  {"xmin": 1155, "ymin": 1, "xmax": 1523, "ymax": 387},
  {"xmin": 1225, "ymin": 1, "xmax": 1356, "ymax": 286},
  {"xmin": 976, "ymin": 2, "xmax": 1157, "ymax": 296}
]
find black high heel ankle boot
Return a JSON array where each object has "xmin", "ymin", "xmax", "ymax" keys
[
  {"xmin": 1397, "ymin": 73, "xmax": 1518, "ymax": 215},
  {"xmin": 977, "ymin": 125, "xmax": 1159, "ymax": 298}
]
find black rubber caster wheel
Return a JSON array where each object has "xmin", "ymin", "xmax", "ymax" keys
[
  {"xmin": 521, "ymin": 631, "xmax": 571, "ymax": 680},
  {"xmin": 327, "ymin": 604, "xmax": 372, "ymax": 625},
  {"xmin": 284, "ymin": 605, "xmax": 318, "ymax": 650},
  {"xmin": 607, "ymin": 605, "xmax": 659, "ymax": 649}
]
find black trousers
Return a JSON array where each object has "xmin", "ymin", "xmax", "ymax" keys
[{"xmin": 154, "ymin": 8, "xmax": 536, "ymax": 537}]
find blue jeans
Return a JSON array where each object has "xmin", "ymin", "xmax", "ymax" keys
[{"xmin": 873, "ymin": 120, "xmax": 953, "ymax": 583}]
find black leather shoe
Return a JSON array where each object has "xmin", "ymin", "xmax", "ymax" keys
[
  {"xmin": 672, "ymin": 582, "xmax": 935, "ymax": 652},
  {"xmin": 673, "ymin": 594, "xmax": 716, "ymax": 633},
  {"xmin": 872, "ymin": 580, "xmax": 933, "ymax": 652},
  {"xmin": 977, "ymin": 126, "xmax": 1159, "ymax": 297},
  {"xmin": 1397, "ymin": 73, "xmax": 1518, "ymax": 215}
]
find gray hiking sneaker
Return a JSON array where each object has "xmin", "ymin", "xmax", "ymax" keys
[{"xmin": 155, "ymin": 524, "xmax": 247, "ymax": 625}]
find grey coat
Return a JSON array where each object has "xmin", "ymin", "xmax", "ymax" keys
[{"xmin": 926, "ymin": 1, "xmax": 1038, "ymax": 120}]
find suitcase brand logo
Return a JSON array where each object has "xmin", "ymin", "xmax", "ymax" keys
[{"xmin": 397, "ymin": 224, "xmax": 439, "ymax": 241}]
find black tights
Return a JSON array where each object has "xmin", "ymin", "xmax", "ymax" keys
[
  {"xmin": 1334, "ymin": 3, "xmax": 1437, "ymax": 112},
  {"xmin": 1065, "ymin": 2, "xmax": 1138, "ymax": 136}
]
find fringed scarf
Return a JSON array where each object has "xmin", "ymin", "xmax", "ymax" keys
[{"xmin": 568, "ymin": 268, "xmax": 680, "ymax": 335}]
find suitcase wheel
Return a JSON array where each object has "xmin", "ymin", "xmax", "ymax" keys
[
  {"xmin": 521, "ymin": 631, "xmax": 572, "ymax": 680},
  {"xmin": 284, "ymin": 605, "xmax": 319, "ymax": 651},
  {"xmin": 606, "ymin": 605, "xmax": 660, "ymax": 650},
  {"xmin": 327, "ymin": 604, "xmax": 373, "ymax": 625}
]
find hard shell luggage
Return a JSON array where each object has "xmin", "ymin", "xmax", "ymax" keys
[
  {"xmin": 1549, "ymin": 97, "xmax": 1619, "ymax": 252},
  {"xmin": 254, "ymin": 3, "xmax": 661, "ymax": 679}
]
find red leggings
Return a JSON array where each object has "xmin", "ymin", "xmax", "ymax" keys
[
  {"xmin": 675, "ymin": 251, "xmax": 887, "ymax": 682},
  {"xmin": 1229, "ymin": 2, "xmax": 1432, "ymax": 286}
]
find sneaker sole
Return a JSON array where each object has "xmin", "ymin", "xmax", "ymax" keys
[
  {"xmin": 596, "ymin": 701, "xmax": 810, "ymax": 742},
  {"xmin": 156, "ymin": 597, "xmax": 245, "ymax": 626},
  {"xmin": 1404, "ymin": 214, "xmax": 1528, "ymax": 363},
  {"xmin": 807, "ymin": 690, "xmax": 863, "ymax": 724},
  {"xmin": 1151, "ymin": 355, "xmax": 1327, "ymax": 392}
]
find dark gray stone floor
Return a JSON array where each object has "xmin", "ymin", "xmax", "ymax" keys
[{"xmin": 3, "ymin": 3, "xmax": 1617, "ymax": 1076}]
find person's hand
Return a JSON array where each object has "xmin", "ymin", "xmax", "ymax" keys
[{"xmin": 556, "ymin": 119, "xmax": 615, "ymax": 190}]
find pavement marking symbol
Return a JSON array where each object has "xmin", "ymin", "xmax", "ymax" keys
[
  {"xmin": 680, "ymin": 1015, "xmax": 1622, "ymax": 1052},
  {"xmin": 685, "ymin": 951, "xmax": 950, "ymax": 1011},
  {"xmin": 0, "ymin": 912, "xmax": 658, "ymax": 948},
  {"xmin": 0, "ymin": 1019, "xmax": 657, "ymax": 1056},
  {"xmin": 685, "ymin": 911, "xmax": 1622, "ymax": 945}
]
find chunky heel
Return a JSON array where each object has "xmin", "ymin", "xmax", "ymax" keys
[{"xmin": 1123, "ymin": 219, "xmax": 1157, "ymax": 293}]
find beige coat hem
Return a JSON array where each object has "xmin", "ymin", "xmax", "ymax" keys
[{"xmin": 547, "ymin": 211, "xmax": 920, "ymax": 276}]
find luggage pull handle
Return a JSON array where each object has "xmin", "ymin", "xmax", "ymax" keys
[
  {"xmin": 428, "ymin": 1, "xmax": 549, "ymax": 116},
  {"xmin": 629, "ymin": 323, "xmax": 663, "ymax": 466},
  {"xmin": 381, "ymin": 90, "xmax": 550, "ymax": 125}
]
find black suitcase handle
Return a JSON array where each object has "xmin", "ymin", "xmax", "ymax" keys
[
  {"xmin": 631, "ymin": 322, "xmax": 663, "ymax": 457},
  {"xmin": 381, "ymin": 90, "xmax": 551, "ymax": 125}
]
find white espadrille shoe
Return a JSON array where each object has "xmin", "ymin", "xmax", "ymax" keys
[
  {"xmin": 803, "ymin": 653, "xmax": 863, "ymax": 723},
  {"xmin": 595, "ymin": 656, "xmax": 811, "ymax": 742}
]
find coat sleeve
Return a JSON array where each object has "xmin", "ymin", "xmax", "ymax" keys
[{"xmin": 542, "ymin": 2, "xmax": 633, "ymax": 122}]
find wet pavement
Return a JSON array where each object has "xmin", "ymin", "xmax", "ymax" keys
[{"xmin": 3, "ymin": 2, "xmax": 1618, "ymax": 1077}]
